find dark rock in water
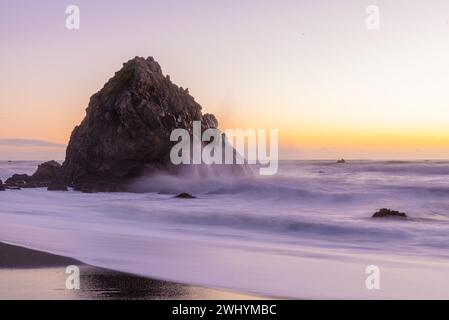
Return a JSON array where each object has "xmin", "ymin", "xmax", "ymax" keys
[
  {"xmin": 372, "ymin": 208, "xmax": 408, "ymax": 219},
  {"xmin": 5, "ymin": 160, "xmax": 63, "ymax": 189},
  {"xmin": 6, "ymin": 174, "xmax": 31, "ymax": 183},
  {"xmin": 5, "ymin": 174, "xmax": 36, "ymax": 188},
  {"xmin": 336, "ymin": 159, "xmax": 346, "ymax": 164},
  {"xmin": 47, "ymin": 181, "xmax": 68, "ymax": 191},
  {"xmin": 33, "ymin": 160, "xmax": 62, "ymax": 181},
  {"xmin": 175, "ymin": 192, "xmax": 196, "ymax": 199},
  {"xmin": 62, "ymin": 56, "xmax": 243, "ymax": 191},
  {"xmin": 0, "ymin": 180, "xmax": 5, "ymax": 191}
]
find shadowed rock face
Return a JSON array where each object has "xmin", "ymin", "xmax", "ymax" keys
[
  {"xmin": 33, "ymin": 160, "xmax": 62, "ymax": 181},
  {"xmin": 62, "ymin": 56, "xmax": 219, "ymax": 191}
]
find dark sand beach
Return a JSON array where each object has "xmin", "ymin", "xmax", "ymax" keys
[{"xmin": 0, "ymin": 242, "xmax": 265, "ymax": 300}]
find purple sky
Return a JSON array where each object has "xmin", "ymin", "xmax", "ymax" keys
[{"xmin": 2, "ymin": 0, "xmax": 449, "ymax": 159}]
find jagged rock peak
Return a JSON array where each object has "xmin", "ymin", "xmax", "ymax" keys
[
  {"xmin": 100, "ymin": 56, "xmax": 191, "ymax": 99},
  {"xmin": 62, "ymin": 56, "xmax": 220, "ymax": 191}
]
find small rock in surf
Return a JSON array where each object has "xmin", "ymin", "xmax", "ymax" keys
[
  {"xmin": 372, "ymin": 208, "xmax": 407, "ymax": 219},
  {"xmin": 174, "ymin": 192, "xmax": 196, "ymax": 199}
]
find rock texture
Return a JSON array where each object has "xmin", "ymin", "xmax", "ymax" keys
[
  {"xmin": 62, "ymin": 56, "xmax": 221, "ymax": 191},
  {"xmin": 372, "ymin": 208, "xmax": 408, "ymax": 219},
  {"xmin": 47, "ymin": 181, "xmax": 68, "ymax": 191},
  {"xmin": 5, "ymin": 161, "xmax": 64, "ymax": 189},
  {"xmin": 5, "ymin": 174, "xmax": 45, "ymax": 188},
  {"xmin": 0, "ymin": 180, "xmax": 5, "ymax": 191},
  {"xmin": 33, "ymin": 160, "xmax": 62, "ymax": 181}
]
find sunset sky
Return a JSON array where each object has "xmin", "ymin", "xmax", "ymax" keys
[{"xmin": 1, "ymin": 0, "xmax": 449, "ymax": 160}]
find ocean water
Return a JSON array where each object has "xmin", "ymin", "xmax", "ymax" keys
[{"xmin": 1, "ymin": 160, "xmax": 449, "ymax": 299}]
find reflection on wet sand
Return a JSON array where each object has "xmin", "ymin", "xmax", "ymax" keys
[
  {"xmin": 0, "ymin": 265, "xmax": 265, "ymax": 300},
  {"xmin": 78, "ymin": 266, "xmax": 265, "ymax": 300},
  {"xmin": 0, "ymin": 242, "xmax": 264, "ymax": 300}
]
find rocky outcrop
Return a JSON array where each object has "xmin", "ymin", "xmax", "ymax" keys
[
  {"xmin": 0, "ymin": 180, "xmax": 5, "ymax": 191},
  {"xmin": 5, "ymin": 161, "xmax": 65, "ymax": 189},
  {"xmin": 32, "ymin": 160, "xmax": 62, "ymax": 181},
  {"xmin": 174, "ymin": 192, "xmax": 196, "ymax": 199},
  {"xmin": 5, "ymin": 174, "xmax": 44, "ymax": 188},
  {"xmin": 372, "ymin": 208, "xmax": 408, "ymax": 219},
  {"xmin": 62, "ymin": 56, "xmax": 229, "ymax": 191}
]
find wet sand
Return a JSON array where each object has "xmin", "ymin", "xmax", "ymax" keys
[{"xmin": 0, "ymin": 242, "xmax": 265, "ymax": 300}]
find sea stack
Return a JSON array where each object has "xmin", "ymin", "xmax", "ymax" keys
[{"xmin": 62, "ymin": 56, "xmax": 222, "ymax": 191}]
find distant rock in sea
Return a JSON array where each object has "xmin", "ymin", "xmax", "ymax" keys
[
  {"xmin": 372, "ymin": 208, "xmax": 408, "ymax": 219},
  {"xmin": 174, "ymin": 192, "xmax": 196, "ymax": 199},
  {"xmin": 62, "ymin": 56, "xmax": 242, "ymax": 192}
]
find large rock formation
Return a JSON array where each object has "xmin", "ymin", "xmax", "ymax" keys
[{"xmin": 62, "ymin": 56, "xmax": 222, "ymax": 191}]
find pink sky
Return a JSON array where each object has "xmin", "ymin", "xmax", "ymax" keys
[{"xmin": 1, "ymin": 0, "xmax": 449, "ymax": 160}]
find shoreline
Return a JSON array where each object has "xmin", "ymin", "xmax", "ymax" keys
[{"xmin": 0, "ymin": 241, "xmax": 267, "ymax": 300}]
